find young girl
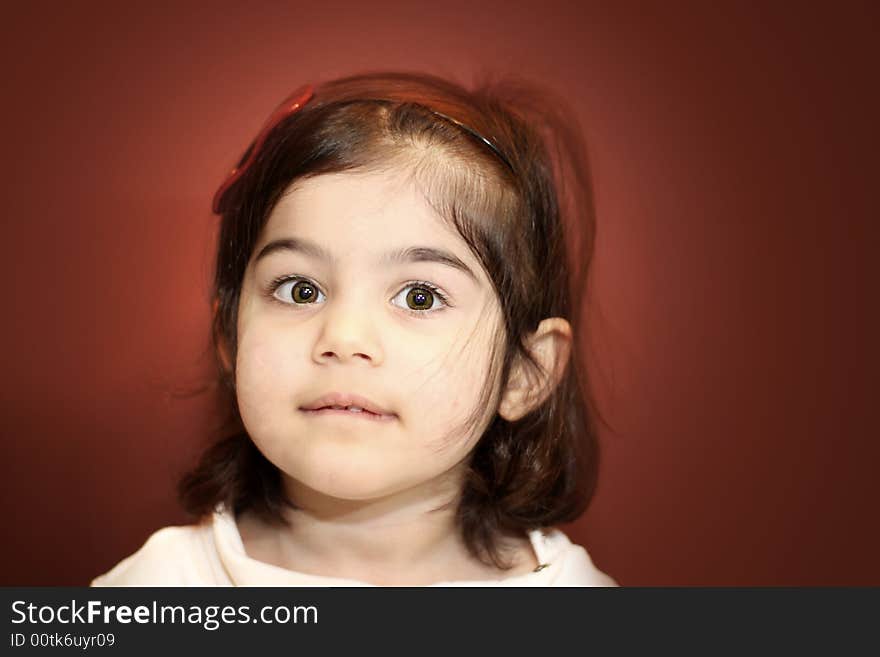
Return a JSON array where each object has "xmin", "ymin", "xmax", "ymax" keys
[{"xmin": 92, "ymin": 71, "xmax": 617, "ymax": 587}]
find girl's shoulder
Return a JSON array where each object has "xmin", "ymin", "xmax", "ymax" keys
[
  {"xmin": 90, "ymin": 516, "xmax": 229, "ymax": 586},
  {"xmin": 530, "ymin": 528, "xmax": 618, "ymax": 587}
]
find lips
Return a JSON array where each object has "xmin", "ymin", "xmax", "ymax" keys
[{"xmin": 299, "ymin": 392, "xmax": 396, "ymax": 418}]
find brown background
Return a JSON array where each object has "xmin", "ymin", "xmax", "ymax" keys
[{"xmin": 2, "ymin": 1, "xmax": 876, "ymax": 585}]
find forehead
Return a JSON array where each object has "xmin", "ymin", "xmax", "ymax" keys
[
  {"xmin": 256, "ymin": 169, "xmax": 485, "ymax": 275},
  {"xmin": 265, "ymin": 169, "xmax": 448, "ymax": 238}
]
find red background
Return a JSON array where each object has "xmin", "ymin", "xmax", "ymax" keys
[{"xmin": 2, "ymin": 1, "xmax": 876, "ymax": 585}]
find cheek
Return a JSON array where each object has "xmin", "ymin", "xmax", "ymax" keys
[
  {"xmin": 421, "ymin": 357, "xmax": 483, "ymax": 412},
  {"xmin": 404, "ymin": 325, "xmax": 500, "ymax": 438},
  {"xmin": 234, "ymin": 326, "xmax": 304, "ymax": 428}
]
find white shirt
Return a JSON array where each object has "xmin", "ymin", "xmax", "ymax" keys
[{"xmin": 91, "ymin": 505, "xmax": 617, "ymax": 587}]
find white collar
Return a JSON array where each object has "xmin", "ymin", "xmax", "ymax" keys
[{"xmin": 210, "ymin": 504, "xmax": 567, "ymax": 587}]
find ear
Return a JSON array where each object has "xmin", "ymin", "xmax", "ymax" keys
[{"xmin": 497, "ymin": 317, "xmax": 573, "ymax": 422}]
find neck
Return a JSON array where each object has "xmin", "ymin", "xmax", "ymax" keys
[
  {"xmin": 243, "ymin": 470, "xmax": 501, "ymax": 585},
  {"xmin": 288, "ymin": 475, "xmax": 461, "ymax": 557}
]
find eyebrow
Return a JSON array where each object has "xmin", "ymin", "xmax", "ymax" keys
[{"xmin": 254, "ymin": 237, "xmax": 479, "ymax": 283}]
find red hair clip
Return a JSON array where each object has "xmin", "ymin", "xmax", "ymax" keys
[{"xmin": 211, "ymin": 83, "xmax": 315, "ymax": 214}]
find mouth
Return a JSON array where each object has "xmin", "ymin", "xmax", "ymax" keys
[
  {"xmin": 300, "ymin": 392, "xmax": 396, "ymax": 420},
  {"xmin": 299, "ymin": 405, "xmax": 397, "ymax": 422}
]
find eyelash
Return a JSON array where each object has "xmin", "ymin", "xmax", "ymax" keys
[{"xmin": 265, "ymin": 275, "xmax": 452, "ymax": 318}]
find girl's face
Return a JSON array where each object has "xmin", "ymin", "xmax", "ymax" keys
[{"xmin": 235, "ymin": 168, "xmax": 504, "ymax": 503}]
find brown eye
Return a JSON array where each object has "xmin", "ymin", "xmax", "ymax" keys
[
  {"xmin": 405, "ymin": 287, "xmax": 433, "ymax": 310},
  {"xmin": 272, "ymin": 278, "xmax": 324, "ymax": 305},
  {"xmin": 391, "ymin": 282, "xmax": 448, "ymax": 315},
  {"xmin": 291, "ymin": 280, "xmax": 317, "ymax": 303}
]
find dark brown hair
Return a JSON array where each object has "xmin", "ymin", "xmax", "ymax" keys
[{"xmin": 178, "ymin": 70, "xmax": 605, "ymax": 570}]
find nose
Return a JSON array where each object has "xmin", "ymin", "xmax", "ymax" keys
[{"xmin": 311, "ymin": 296, "xmax": 384, "ymax": 366}]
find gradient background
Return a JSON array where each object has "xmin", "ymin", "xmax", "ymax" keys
[{"xmin": 2, "ymin": 1, "xmax": 876, "ymax": 586}]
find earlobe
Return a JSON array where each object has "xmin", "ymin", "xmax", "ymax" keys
[
  {"xmin": 217, "ymin": 336, "xmax": 234, "ymax": 374},
  {"xmin": 497, "ymin": 318, "xmax": 573, "ymax": 422},
  {"xmin": 213, "ymin": 298, "xmax": 235, "ymax": 375}
]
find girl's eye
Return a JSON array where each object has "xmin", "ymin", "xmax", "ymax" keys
[
  {"xmin": 272, "ymin": 278, "xmax": 325, "ymax": 305},
  {"xmin": 390, "ymin": 283, "xmax": 449, "ymax": 314},
  {"xmin": 268, "ymin": 277, "xmax": 449, "ymax": 316}
]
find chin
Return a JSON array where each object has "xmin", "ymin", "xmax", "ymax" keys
[
  {"xmin": 289, "ymin": 469, "xmax": 414, "ymax": 502},
  {"xmin": 272, "ymin": 445, "xmax": 416, "ymax": 501}
]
